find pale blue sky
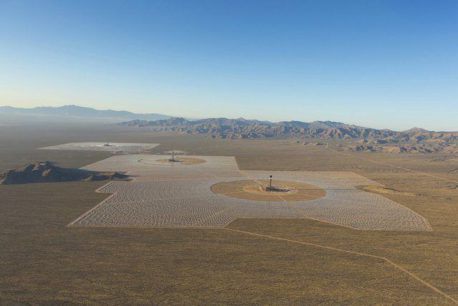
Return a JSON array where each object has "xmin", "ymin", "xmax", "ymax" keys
[{"xmin": 0, "ymin": 0, "xmax": 457, "ymax": 130}]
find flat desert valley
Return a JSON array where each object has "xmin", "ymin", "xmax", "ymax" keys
[{"xmin": 1, "ymin": 123, "xmax": 458, "ymax": 305}]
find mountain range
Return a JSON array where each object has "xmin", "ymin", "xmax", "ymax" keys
[
  {"xmin": 121, "ymin": 117, "xmax": 458, "ymax": 154},
  {"xmin": 0, "ymin": 105, "xmax": 170, "ymax": 121},
  {"xmin": 1, "ymin": 105, "xmax": 456, "ymax": 154}
]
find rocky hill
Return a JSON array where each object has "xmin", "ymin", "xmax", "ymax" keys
[
  {"xmin": 121, "ymin": 118, "xmax": 458, "ymax": 154},
  {"xmin": 0, "ymin": 161, "xmax": 129, "ymax": 185}
]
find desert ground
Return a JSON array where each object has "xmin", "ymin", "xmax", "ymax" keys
[{"xmin": 1, "ymin": 123, "xmax": 458, "ymax": 305}]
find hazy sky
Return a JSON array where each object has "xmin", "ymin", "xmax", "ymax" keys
[{"xmin": 0, "ymin": 0, "xmax": 457, "ymax": 131}]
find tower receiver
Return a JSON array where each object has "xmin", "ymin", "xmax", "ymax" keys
[{"xmin": 169, "ymin": 150, "xmax": 178, "ymax": 162}]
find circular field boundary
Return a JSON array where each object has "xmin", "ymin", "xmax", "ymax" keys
[{"xmin": 211, "ymin": 179, "xmax": 326, "ymax": 202}]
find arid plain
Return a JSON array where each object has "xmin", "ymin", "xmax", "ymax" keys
[{"xmin": 1, "ymin": 123, "xmax": 458, "ymax": 305}]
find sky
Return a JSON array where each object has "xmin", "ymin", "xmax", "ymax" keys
[{"xmin": 0, "ymin": 0, "xmax": 457, "ymax": 131}]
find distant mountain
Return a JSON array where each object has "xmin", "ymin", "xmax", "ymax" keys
[
  {"xmin": 121, "ymin": 117, "xmax": 458, "ymax": 154},
  {"xmin": 120, "ymin": 117, "xmax": 397, "ymax": 139},
  {"xmin": 0, "ymin": 105, "xmax": 170, "ymax": 121}
]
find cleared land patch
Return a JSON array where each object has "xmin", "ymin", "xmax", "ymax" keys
[
  {"xmin": 70, "ymin": 154, "xmax": 432, "ymax": 231},
  {"xmin": 40, "ymin": 142, "xmax": 158, "ymax": 153},
  {"xmin": 211, "ymin": 179, "xmax": 325, "ymax": 201}
]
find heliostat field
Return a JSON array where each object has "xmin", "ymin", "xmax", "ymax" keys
[
  {"xmin": 69, "ymin": 154, "xmax": 432, "ymax": 231},
  {"xmin": 40, "ymin": 142, "xmax": 159, "ymax": 153}
]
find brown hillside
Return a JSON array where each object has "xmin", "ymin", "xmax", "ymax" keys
[{"xmin": 0, "ymin": 161, "xmax": 128, "ymax": 185}]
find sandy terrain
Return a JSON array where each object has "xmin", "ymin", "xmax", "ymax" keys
[
  {"xmin": 70, "ymin": 154, "xmax": 432, "ymax": 231},
  {"xmin": 2, "ymin": 127, "xmax": 457, "ymax": 304},
  {"xmin": 40, "ymin": 142, "xmax": 158, "ymax": 153}
]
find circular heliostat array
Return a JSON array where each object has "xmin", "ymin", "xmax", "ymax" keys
[{"xmin": 211, "ymin": 179, "xmax": 326, "ymax": 202}]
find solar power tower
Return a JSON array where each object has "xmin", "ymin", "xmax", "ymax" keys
[{"xmin": 170, "ymin": 150, "xmax": 176, "ymax": 162}]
